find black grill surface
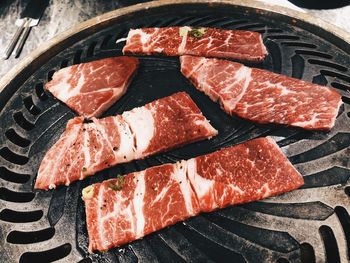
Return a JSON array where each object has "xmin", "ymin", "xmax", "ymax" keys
[{"xmin": 0, "ymin": 3, "xmax": 349, "ymax": 263}]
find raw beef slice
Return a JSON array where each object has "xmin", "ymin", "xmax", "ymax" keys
[
  {"xmin": 180, "ymin": 55, "xmax": 342, "ymax": 130},
  {"xmin": 35, "ymin": 92, "xmax": 217, "ymax": 190},
  {"xmin": 122, "ymin": 27, "xmax": 268, "ymax": 62},
  {"xmin": 83, "ymin": 137, "xmax": 303, "ymax": 252},
  {"xmin": 45, "ymin": 56, "xmax": 139, "ymax": 118}
]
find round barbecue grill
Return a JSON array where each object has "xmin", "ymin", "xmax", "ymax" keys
[{"xmin": 0, "ymin": 1, "xmax": 349, "ymax": 262}]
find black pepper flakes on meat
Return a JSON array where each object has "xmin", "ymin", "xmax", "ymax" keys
[
  {"xmin": 82, "ymin": 167, "xmax": 87, "ymax": 172},
  {"xmin": 113, "ymin": 146, "xmax": 118, "ymax": 151},
  {"xmin": 123, "ymin": 155, "xmax": 126, "ymax": 159}
]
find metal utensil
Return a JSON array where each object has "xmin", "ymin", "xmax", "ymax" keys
[{"xmin": 2, "ymin": 0, "xmax": 49, "ymax": 60}]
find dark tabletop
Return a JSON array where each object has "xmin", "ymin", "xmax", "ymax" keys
[{"xmin": 0, "ymin": 0, "xmax": 349, "ymax": 79}]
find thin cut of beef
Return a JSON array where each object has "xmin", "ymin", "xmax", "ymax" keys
[
  {"xmin": 35, "ymin": 92, "xmax": 217, "ymax": 190},
  {"xmin": 45, "ymin": 56, "xmax": 139, "ymax": 119},
  {"xmin": 83, "ymin": 137, "xmax": 304, "ymax": 252},
  {"xmin": 122, "ymin": 27, "xmax": 268, "ymax": 62},
  {"xmin": 180, "ymin": 55, "xmax": 342, "ymax": 131}
]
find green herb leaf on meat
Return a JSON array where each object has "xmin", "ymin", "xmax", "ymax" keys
[
  {"xmin": 188, "ymin": 28, "xmax": 206, "ymax": 38},
  {"xmin": 108, "ymin": 175, "xmax": 125, "ymax": 191}
]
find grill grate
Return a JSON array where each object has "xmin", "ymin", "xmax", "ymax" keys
[{"xmin": 0, "ymin": 3, "xmax": 350, "ymax": 263}]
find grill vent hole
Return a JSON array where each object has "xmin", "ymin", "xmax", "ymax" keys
[
  {"xmin": 281, "ymin": 42, "xmax": 317, "ymax": 48},
  {"xmin": 19, "ymin": 243, "xmax": 72, "ymax": 263},
  {"xmin": 86, "ymin": 41, "xmax": 97, "ymax": 57},
  {"xmin": 319, "ymin": 225, "xmax": 340, "ymax": 263},
  {"xmin": 267, "ymin": 35, "xmax": 299, "ymax": 40},
  {"xmin": 60, "ymin": 59, "xmax": 69, "ymax": 68},
  {"xmin": 0, "ymin": 209, "xmax": 43, "ymax": 223},
  {"xmin": 234, "ymin": 23, "xmax": 265, "ymax": 30},
  {"xmin": 113, "ymin": 30, "xmax": 129, "ymax": 48},
  {"xmin": 320, "ymin": 70, "xmax": 350, "ymax": 83},
  {"xmin": 5, "ymin": 129, "xmax": 31, "ymax": 147},
  {"xmin": 7, "ymin": 227, "xmax": 55, "ymax": 244},
  {"xmin": 331, "ymin": 82, "xmax": 350, "ymax": 92},
  {"xmin": 47, "ymin": 70, "xmax": 55, "ymax": 82},
  {"xmin": 100, "ymin": 34, "xmax": 113, "ymax": 49},
  {"xmin": 334, "ymin": 206, "xmax": 350, "ymax": 259},
  {"xmin": 342, "ymin": 96, "xmax": 350, "ymax": 105},
  {"xmin": 23, "ymin": 96, "xmax": 41, "ymax": 115},
  {"xmin": 73, "ymin": 50, "xmax": 83, "ymax": 64},
  {"xmin": 78, "ymin": 258, "xmax": 92, "ymax": 263},
  {"xmin": 291, "ymin": 54, "xmax": 304, "ymax": 79},
  {"xmin": 295, "ymin": 50, "xmax": 332, "ymax": 59},
  {"xmin": 345, "ymin": 186, "xmax": 350, "ymax": 196},
  {"xmin": 308, "ymin": 59, "xmax": 347, "ymax": 72},
  {"xmin": 300, "ymin": 242, "xmax": 316, "ymax": 263},
  {"xmin": 0, "ymin": 147, "xmax": 29, "ymax": 165},
  {"xmin": 34, "ymin": 83, "xmax": 48, "ymax": 101},
  {"xmin": 0, "ymin": 187, "xmax": 35, "ymax": 203},
  {"xmin": 264, "ymin": 29, "xmax": 284, "ymax": 33},
  {"xmin": 0, "ymin": 167, "xmax": 30, "ymax": 184},
  {"xmin": 175, "ymin": 223, "xmax": 246, "ymax": 262},
  {"xmin": 13, "ymin": 112, "xmax": 35, "ymax": 130},
  {"xmin": 277, "ymin": 258, "xmax": 289, "ymax": 263}
]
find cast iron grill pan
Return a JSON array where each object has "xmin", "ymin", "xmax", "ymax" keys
[{"xmin": 0, "ymin": 3, "xmax": 349, "ymax": 263}]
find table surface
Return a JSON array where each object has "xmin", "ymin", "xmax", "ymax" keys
[{"xmin": 0, "ymin": 0, "xmax": 349, "ymax": 80}]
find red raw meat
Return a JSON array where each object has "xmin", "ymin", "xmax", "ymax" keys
[
  {"xmin": 35, "ymin": 92, "xmax": 217, "ymax": 190},
  {"xmin": 83, "ymin": 137, "xmax": 304, "ymax": 252},
  {"xmin": 122, "ymin": 27, "xmax": 268, "ymax": 62},
  {"xmin": 45, "ymin": 56, "xmax": 139, "ymax": 118},
  {"xmin": 180, "ymin": 55, "xmax": 342, "ymax": 130}
]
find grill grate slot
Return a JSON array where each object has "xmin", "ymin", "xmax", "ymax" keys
[
  {"xmin": 295, "ymin": 49, "xmax": 333, "ymax": 59},
  {"xmin": 319, "ymin": 226, "xmax": 341, "ymax": 263},
  {"xmin": 0, "ymin": 209, "xmax": 43, "ymax": 223},
  {"xmin": 13, "ymin": 112, "xmax": 35, "ymax": 131},
  {"xmin": 281, "ymin": 42, "xmax": 317, "ymax": 48},
  {"xmin": 7, "ymin": 228, "xmax": 55, "ymax": 244},
  {"xmin": 300, "ymin": 243, "xmax": 316, "ymax": 263},
  {"xmin": 320, "ymin": 70, "xmax": 350, "ymax": 82},
  {"xmin": 334, "ymin": 206, "xmax": 350, "ymax": 259},
  {"xmin": 345, "ymin": 187, "xmax": 350, "ymax": 197},
  {"xmin": 277, "ymin": 258, "xmax": 289, "ymax": 263},
  {"xmin": 5, "ymin": 129, "xmax": 31, "ymax": 148},
  {"xmin": 47, "ymin": 70, "xmax": 55, "ymax": 82},
  {"xmin": 0, "ymin": 187, "xmax": 35, "ymax": 203},
  {"xmin": 0, "ymin": 167, "xmax": 30, "ymax": 184},
  {"xmin": 23, "ymin": 96, "xmax": 41, "ymax": 115},
  {"xmin": 174, "ymin": 223, "xmax": 246, "ymax": 263},
  {"xmin": 19, "ymin": 243, "xmax": 72, "ymax": 263},
  {"xmin": 73, "ymin": 50, "xmax": 83, "ymax": 64},
  {"xmin": 308, "ymin": 59, "xmax": 348, "ymax": 72},
  {"xmin": 0, "ymin": 147, "xmax": 29, "ymax": 165},
  {"xmin": 86, "ymin": 41, "xmax": 97, "ymax": 58},
  {"xmin": 34, "ymin": 83, "xmax": 48, "ymax": 101}
]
